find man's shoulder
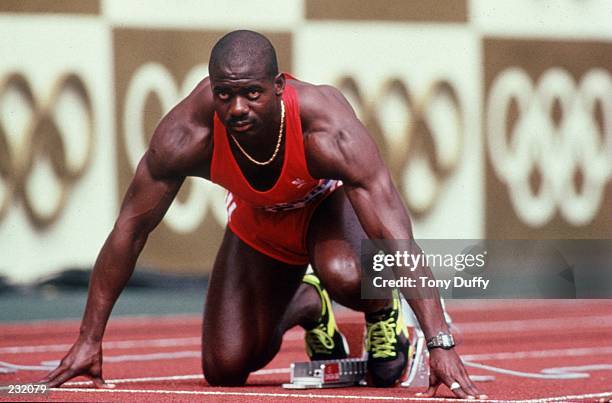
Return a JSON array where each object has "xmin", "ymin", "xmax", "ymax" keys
[
  {"xmin": 147, "ymin": 77, "xmax": 215, "ymax": 178},
  {"xmin": 290, "ymin": 78, "xmax": 347, "ymax": 121},
  {"xmin": 182, "ymin": 76, "xmax": 215, "ymax": 124},
  {"xmin": 290, "ymin": 78, "xmax": 357, "ymax": 149},
  {"xmin": 290, "ymin": 79, "xmax": 365, "ymax": 178},
  {"xmin": 289, "ymin": 77, "xmax": 341, "ymax": 99}
]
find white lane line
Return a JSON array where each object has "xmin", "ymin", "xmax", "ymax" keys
[
  {"xmin": 3, "ymin": 352, "xmax": 290, "ymax": 372},
  {"xmin": 529, "ymin": 391, "xmax": 612, "ymax": 402},
  {"xmin": 324, "ymin": 315, "xmax": 612, "ymax": 335},
  {"xmin": 544, "ymin": 364, "xmax": 612, "ymax": 375},
  {"xmin": 2, "ymin": 351, "xmax": 205, "ymax": 373},
  {"xmin": 63, "ymin": 368, "xmax": 290, "ymax": 386},
  {"xmin": 337, "ymin": 314, "xmax": 612, "ymax": 335},
  {"xmin": 0, "ymin": 368, "xmax": 290, "ymax": 391},
  {"xmin": 446, "ymin": 300, "xmax": 611, "ymax": 312},
  {"xmin": 543, "ymin": 363, "xmax": 612, "ymax": 380},
  {"xmin": 0, "ymin": 361, "xmax": 51, "ymax": 371},
  {"xmin": 0, "ymin": 337, "xmax": 201, "ymax": 354},
  {"xmin": 0, "ymin": 331, "xmax": 303, "ymax": 354},
  {"xmin": 45, "ymin": 387, "xmax": 612, "ymax": 402},
  {"xmin": 463, "ymin": 361, "xmax": 588, "ymax": 380},
  {"xmin": 458, "ymin": 314, "xmax": 612, "ymax": 333},
  {"xmin": 0, "ymin": 314, "xmax": 201, "ymax": 328},
  {"xmin": 48, "ymin": 388, "xmax": 472, "ymax": 401},
  {"xmin": 463, "ymin": 346, "xmax": 612, "ymax": 361},
  {"xmin": 40, "ymin": 351, "xmax": 202, "ymax": 367},
  {"xmin": 64, "ymin": 374, "xmax": 202, "ymax": 386}
]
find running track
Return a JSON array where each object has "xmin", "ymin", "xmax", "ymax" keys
[{"xmin": 1, "ymin": 300, "xmax": 612, "ymax": 402}]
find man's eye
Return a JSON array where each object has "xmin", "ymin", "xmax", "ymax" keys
[
  {"xmin": 218, "ymin": 91, "xmax": 229, "ymax": 100},
  {"xmin": 247, "ymin": 90, "xmax": 261, "ymax": 99}
]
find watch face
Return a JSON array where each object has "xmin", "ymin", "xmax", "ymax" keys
[
  {"xmin": 428, "ymin": 333, "xmax": 455, "ymax": 349},
  {"xmin": 441, "ymin": 335, "xmax": 452, "ymax": 346}
]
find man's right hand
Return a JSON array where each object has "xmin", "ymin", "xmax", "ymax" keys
[{"xmin": 40, "ymin": 338, "xmax": 113, "ymax": 389}]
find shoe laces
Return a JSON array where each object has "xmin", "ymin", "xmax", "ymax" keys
[
  {"xmin": 367, "ymin": 317, "xmax": 397, "ymax": 359},
  {"xmin": 306, "ymin": 326, "xmax": 335, "ymax": 354}
]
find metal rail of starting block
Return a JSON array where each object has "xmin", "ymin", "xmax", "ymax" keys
[{"xmin": 282, "ymin": 358, "xmax": 367, "ymax": 389}]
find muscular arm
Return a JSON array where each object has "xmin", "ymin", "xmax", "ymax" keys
[
  {"xmin": 303, "ymin": 85, "xmax": 448, "ymax": 338},
  {"xmin": 41, "ymin": 78, "xmax": 213, "ymax": 388},
  {"xmin": 302, "ymin": 84, "xmax": 483, "ymax": 398},
  {"xmin": 81, "ymin": 76, "xmax": 213, "ymax": 341},
  {"xmin": 79, "ymin": 153, "xmax": 183, "ymax": 342}
]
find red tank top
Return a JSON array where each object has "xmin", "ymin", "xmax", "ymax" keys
[{"xmin": 210, "ymin": 80, "xmax": 337, "ymax": 212}]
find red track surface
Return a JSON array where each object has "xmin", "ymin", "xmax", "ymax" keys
[{"xmin": 1, "ymin": 300, "xmax": 612, "ymax": 402}]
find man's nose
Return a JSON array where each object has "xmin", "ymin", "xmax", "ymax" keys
[{"xmin": 229, "ymin": 96, "xmax": 249, "ymax": 117}]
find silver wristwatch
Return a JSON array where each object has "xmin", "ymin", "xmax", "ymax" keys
[{"xmin": 426, "ymin": 332, "xmax": 455, "ymax": 350}]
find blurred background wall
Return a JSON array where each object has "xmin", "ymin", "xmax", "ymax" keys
[{"xmin": 1, "ymin": 0, "xmax": 611, "ymax": 283}]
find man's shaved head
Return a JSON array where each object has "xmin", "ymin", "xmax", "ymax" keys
[{"xmin": 209, "ymin": 30, "xmax": 279, "ymax": 79}]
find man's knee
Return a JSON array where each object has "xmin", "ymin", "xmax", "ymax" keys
[
  {"xmin": 319, "ymin": 256, "xmax": 362, "ymax": 299},
  {"xmin": 317, "ymin": 255, "xmax": 390, "ymax": 313},
  {"xmin": 202, "ymin": 346, "xmax": 251, "ymax": 386}
]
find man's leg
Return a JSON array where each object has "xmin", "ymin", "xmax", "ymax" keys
[
  {"xmin": 306, "ymin": 187, "xmax": 389, "ymax": 313},
  {"xmin": 306, "ymin": 188, "xmax": 410, "ymax": 387},
  {"xmin": 202, "ymin": 228, "xmax": 313, "ymax": 386}
]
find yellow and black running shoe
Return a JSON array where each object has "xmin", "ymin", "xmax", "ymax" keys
[
  {"xmin": 364, "ymin": 289, "xmax": 410, "ymax": 387},
  {"xmin": 302, "ymin": 274, "xmax": 350, "ymax": 361}
]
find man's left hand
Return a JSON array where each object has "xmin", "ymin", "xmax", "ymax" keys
[{"xmin": 416, "ymin": 348, "xmax": 488, "ymax": 399}]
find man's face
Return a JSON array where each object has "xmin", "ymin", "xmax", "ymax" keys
[{"xmin": 210, "ymin": 61, "xmax": 282, "ymax": 138}]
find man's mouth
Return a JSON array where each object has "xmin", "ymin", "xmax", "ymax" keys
[{"xmin": 229, "ymin": 121, "xmax": 253, "ymax": 133}]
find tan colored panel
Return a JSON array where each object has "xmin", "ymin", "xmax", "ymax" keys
[
  {"xmin": 306, "ymin": 0, "xmax": 467, "ymax": 22},
  {"xmin": 0, "ymin": 0, "xmax": 100, "ymax": 14},
  {"xmin": 483, "ymin": 38, "xmax": 612, "ymax": 238}
]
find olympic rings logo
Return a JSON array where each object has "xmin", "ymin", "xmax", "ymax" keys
[
  {"xmin": 337, "ymin": 77, "xmax": 464, "ymax": 218},
  {"xmin": 0, "ymin": 73, "xmax": 94, "ymax": 229},
  {"xmin": 487, "ymin": 67, "xmax": 612, "ymax": 227},
  {"xmin": 123, "ymin": 62, "xmax": 227, "ymax": 233}
]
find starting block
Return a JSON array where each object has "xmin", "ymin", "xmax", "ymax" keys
[
  {"xmin": 283, "ymin": 298, "xmax": 495, "ymax": 390},
  {"xmin": 282, "ymin": 302, "xmax": 432, "ymax": 390},
  {"xmin": 282, "ymin": 330, "xmax": 428, "ymax": 390},
  {"xmin": 282, "ymin": 358, "xmax": 367, "ymax": 389}
]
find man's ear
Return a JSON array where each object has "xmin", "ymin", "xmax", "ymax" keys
[{"xmin": 274, "ymin": 73, "xmax": 286, "ymax": 96}]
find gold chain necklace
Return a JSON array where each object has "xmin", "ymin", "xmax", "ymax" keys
[{"xmin": 230, "ymin": 100, "xmax": 285, "ymax": 166}]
